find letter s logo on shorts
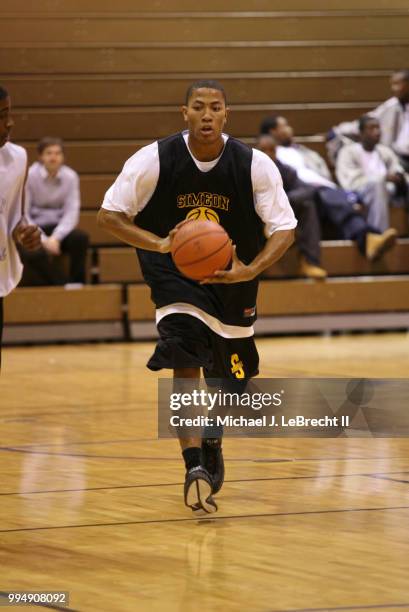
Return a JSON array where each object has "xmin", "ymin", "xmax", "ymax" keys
[{"xmin": 230, "ymin": 353, "xmax": 245, "ymax": 379}]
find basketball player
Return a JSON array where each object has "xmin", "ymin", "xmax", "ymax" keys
[
  {"xmin": 98, "ymin": 80, "xmax": 296, "ymax": 514},
  {"xmin": 0, "ymin": 86, "xmax": 41, "ymax": 365}
]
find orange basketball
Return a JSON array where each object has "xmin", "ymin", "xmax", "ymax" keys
[{"xmin": 171, "ymin": 220, "xmax": 232, "ymax": 281}]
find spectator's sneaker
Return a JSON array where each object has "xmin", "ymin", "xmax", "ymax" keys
[
  {"xmin": 184, "ymin": 466, "xmax": 218, "ymax": 514},
  {"xmin": 202, "ymin": 438, "xmax": 225, "ymax": 495},
  {"xmin": 366, "ymin": 229, "xmax": 397, "ymax": 261},
  {"xmin": 299, "ymin": 256, "xmax": 327, "ymax": 280}
]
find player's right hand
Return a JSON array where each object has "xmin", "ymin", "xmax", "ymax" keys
[
  {"xmin": 13, "ymin": 220, "xmax": 42, "ymax": 251},
  {"xmin": 157, "ymin": 219, "xmax": 192, "ymax": 253}
]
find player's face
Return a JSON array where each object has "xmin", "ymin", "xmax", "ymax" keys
[
  {"xmin": 40, "ymin": 145, "xmax": 64, "ymax": 173},
  {"xmin": 362, "ymin": 119, "xmax": 381, "ymax": 145},
  {"xmin": 0, "ymin": 96, "xmax": 14, "ymax": 148},
  {"xmin": 390, "ymin": 73, "xmax": 409, "ymax": 102},
  {"xmin": 182, "ymin": 88, "xmax": 228, "ymax": 144}
]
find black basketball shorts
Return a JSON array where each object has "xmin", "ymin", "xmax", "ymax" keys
[{"xmin": 147, "ymin": 313, "xmax": 259, "ymax": 381}]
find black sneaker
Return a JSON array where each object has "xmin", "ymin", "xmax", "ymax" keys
[
  {"xmin": 184, "ymin": 466, "xmax": 218, "ymax": 514},
  {"xmin": 202, "ymin": 438, "xmax": 224, "ymax": 495}
]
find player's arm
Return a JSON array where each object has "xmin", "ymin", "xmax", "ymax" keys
[
  {"xmin": 201, "ymin": 229, "xmax": 294, "ymax": 284},
  {"xmin": 12, "ymin": 160, "xmax": 42, "ymax": 251},
  {"xmin": 202, "ymin": 149, "xmax": 297, "ymax": 284},
  {"xmin": 97, "ymin": 208, "xmax": 180, "ymax": 253},
  {"xmin": 240, "ymin": 228, "xmax": 294, "ymax": 277},
  {"xmin": 98, "ymin": 142, "xmax": 184, "ymax": 252}
]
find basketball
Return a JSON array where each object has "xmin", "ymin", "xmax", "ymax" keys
[{"xmin": 171, "ymin": 220, "xmax": 232, "ymax": 281}]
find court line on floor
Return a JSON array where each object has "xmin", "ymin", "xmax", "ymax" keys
[
  {"xmin": 0, "ymin": 402, "xmax": 154, "ymax": 421},
  {"xmin": 1, "ymin": 437, "xmax": 158, "ymax": 449},
  {"xmin": 0, "ymin": 447, "xmax": 179, "ymax": 461},
  {"xmin": 1, "ymin": 446, "xmax": 409, "ymax": 464},
  {"xmin": 367, "ymin": 475, "xmax": 409, "ymax": 485},
  {"xmin": 1, "ymin": 470, "xmax": 408, "ymax": 497},
  {"xmin": 1, "ymin": 504, "xmax": 409, "ymax": 534},
  {"xmin": 4, "ymin": 434, "xmax": 409, "ymax": 453},
  {"xmin": 255, "ymin": 456, "xmax": 409, "ymax": 463},
  {"xmin": 269, "ymin": 602, "xmax": 409, "ymax": 612}
]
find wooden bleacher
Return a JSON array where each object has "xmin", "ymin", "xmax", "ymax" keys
[
  {"xmin": 127, "ymin": 277, "xmax": 409, "ymax": 338},
  {"xmin": 126, "ymin": 276, "xmax": 409, "ymax": 318},
  {"xmin": 3, "ymin": 72, "xmax": 392, "ymax": 107},
  {"xmin": 12, "ymin": 104, "xmax": 378, "ymax": 141},
  {"xmin": 20, "ymin": 137, "xmax": 329, "ymax": 177},
  {"xmin": 1, "ymin": 0, "xmax": 409, "ymax": 9},
  {"xmin": 1, "ymin": 11, "xmax": 408, "ymax": 43},
  {"xmin": 78, "ymin": 206, "xmax": 409, "ymax": 249},
  {"xmin": 97, "ymin": 240, "xmax": 409, "ymax": 284},
  {"xmin": 3, "ymin": 285, "xmax": 123, "ymax": 343},
  {"xmin": 1, "ymin": 2, "xmax": 409, "ymax": 341}
]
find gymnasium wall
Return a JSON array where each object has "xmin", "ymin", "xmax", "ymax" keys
[
  {"xmin": 1, "ymin": 2, "xmax": 409, "ymax": 213},
  {"xmin": 1, "ymin": 2, "xmax": 409, "ymax": 340}
]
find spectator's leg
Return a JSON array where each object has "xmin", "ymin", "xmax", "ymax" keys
[
  {"xmin": 318, "ymin": 187, "xmax": 395, "ymax": 259},
  {"xmin": 291, "ymin": 198, "xmax": 321, "ymax": 266},
  {"xmin": 343, "ymin": 214, "xmax": 397, "ymax": 261},
  {"xmin": 60, "ymin": 229, "xmax": 89, "ymax": 283},
  {"xmin": 358, "ymin": 180, "xmax": 390, "ymax": 233},
  {"xmin": 340, "ymin": 215, "xmax": 380, "ymax": 256},
  {"xmin": 317, "ymin": 187, "xmax": 357, "ymax": 227},
  {"xmin": 18, "ymin": 245, "xmax": 61, "ymax": 286}
]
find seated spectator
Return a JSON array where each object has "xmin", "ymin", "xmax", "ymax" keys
[
  {"xmin": 260, "ymin": 116, "xmax": 336, "ymax": 189},
  {"xmin": 257, "ymin": 134, "xmax": 327, "ymax": 279},
  {"xmin": 19, "ymin": 137, "xmax": 89, "ymax": 285},
  {"xmin": 336, "ymin": 115, "xmax": 409, "ymax": 233},
  {"xmin": 327, "ymin": 69, "xmax": 409, "ymax": 171},
  {"xmin": 260, "ymin": 115, "xmax": 397, "ymax": 261}
]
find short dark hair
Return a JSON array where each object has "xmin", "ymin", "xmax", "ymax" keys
[
  {"xmin": 259, "ymin": 115, "xmax": 280, "ymax": 134},
  {"xmin": 359, "ymin": 114, "xmax": 379, "ymax": 132},
  {"xmin": 37, "ymin": 136, "xmax": 64, "ymax": 155},
  {"xmin": 185, "ymin": 80, "xmax": 226, "ymax": 105},
  {"xmin": 0, "ymin": 86, "xmax": 9, "ymax": 101},
  {"xmin": 394, "ymin": 69, "xmax": 409, "ymax": 82}
]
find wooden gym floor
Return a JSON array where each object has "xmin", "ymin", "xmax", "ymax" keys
[{"xmin": 1, "ymin": 333, "xmax": 409, "ymax": 612}]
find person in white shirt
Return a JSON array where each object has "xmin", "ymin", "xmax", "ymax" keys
[
  {"xmin": 328, "ymin": 69, "xmax": 409, "ymax": 172},
  {"xmin": 20, "ymin": 137, "xmax": 89, "ymax": 285},
  {"xmin": 0, "ymin": 86, "xmax": 41, "ymax": 364},
  {"xmin": 260, "ymin": 114, "xmax": 398, "ymax": 261},
  {"xmin": 336, "ymin": 116, "xmax": 408, "ymax": 232},
  {"xmin": 98, "ymin": 80, "xmax": 296, "ymax": 514}
]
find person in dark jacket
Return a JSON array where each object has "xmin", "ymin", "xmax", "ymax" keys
[{"xmin": 257, "ymin": 134, "xmax": 326, "ymax": 279}]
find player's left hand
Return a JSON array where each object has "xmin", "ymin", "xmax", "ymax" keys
[
  {"xmin": 200, "ymin": 245, "xmax": 255, "ymax": 284},
  {"xmin": 13, "ymin": 219, "xmax": 42, "ymax": 251}
]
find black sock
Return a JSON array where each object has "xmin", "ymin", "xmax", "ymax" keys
[
  {"xmin": 203, "ymin": 437, "xmax": 222, "ymax": 447},
  {"xmin": 182, "ymin": 447, "xmax": 202, "ymax": 471}
]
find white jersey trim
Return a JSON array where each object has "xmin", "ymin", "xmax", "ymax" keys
[{"xmin": 156, "ymin": 303, "xmax": 254, "ymax": 339}]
